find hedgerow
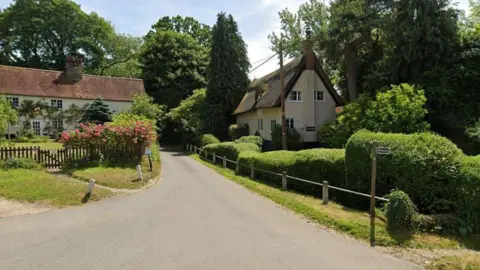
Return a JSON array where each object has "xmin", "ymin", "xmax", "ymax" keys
[{"xmin": 235, "ymin": 136, "xmax": 263, "ymax": 147}]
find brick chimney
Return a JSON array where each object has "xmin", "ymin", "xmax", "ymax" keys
[
  {"xmin": 303, "ymin": 26, "xmax": 315, "ymax": 70},
  {"xmin": 65, "ymin": 55, "xmax": 84, "ymax": 82}
]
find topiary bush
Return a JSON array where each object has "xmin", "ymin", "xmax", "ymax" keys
[
  {"xmin": 0, "ymin": 158, "xmax": 43, "ymax": 170},
  {"xmin": 271, "ymin": 124, "xmax": 303, "ymax": 150},
  {"xmin": 203, "ymin": 142, "xmax": 260, "ymax": 169},
  {"xmin": 235, "ymin": 136, "xmax": 263, "ymax": 148},
  {"xmin": 385, "ymin": 190, "xmax": 418, "ymax": 232},
  {"xmin": 195, "ymin": 134, "xmax": 220, "ymax": 148},
  {"xmin": 228, "ymin": 124, "xmax": 249, "ymax": 141},
  {"xmin": 456, "ymin": 155, "xmax": 480, "ymax": 234}
]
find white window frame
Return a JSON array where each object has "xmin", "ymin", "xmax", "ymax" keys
[
  {"xmin": 32, "ymin": 121, "xmax": 41, "ymax": 136},
  {"xmin": 270, "ymin": 120, "xmax": 277, "ymax": 131},
  {"xmin": 258, "ymin": 119, "xmax": 264, "ymax": 131},
  {"xmin": 51, "ymin": 99, "xmax": 63, "ymax": 109},
  {"xmin": 52, "ymin": 117, "xmax": 64, "ymax": 130},
  {"xmin": 7, "ymin": 97, "xmax": 19, "ymax": 108},
  {"xmin": 285, "ymin": 118, "xmax": 295, "ymax": 129},
  {"xmin": 289, "ymin": 90, "xmax": 302, "ymax": 102},
  {"xmin": 314, "ymin": 90, "xmax": 325, "ymax": 102}
]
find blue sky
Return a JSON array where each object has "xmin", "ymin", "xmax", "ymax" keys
[{"xmin": 0, "ymin": 0, "xmax": 472, "ymax": 78}]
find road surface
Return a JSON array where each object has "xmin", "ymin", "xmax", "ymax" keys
[{"xmin": 0, "ymin": 149, "xmax": 419, "ymax": 269}]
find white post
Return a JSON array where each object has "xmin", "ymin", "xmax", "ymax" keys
[
  {"xmin": 323, "ymin": 181, "xmax": 329, "ymax": 205},
  {"xmin": 136, "ymin": 165, "xmax": 143, "ymax": 181},
  {"xmin": 282, "ymin": 172, "xmax": 287, "ymax": 190},
  {"xmin": 86, "ymin": 179, "xmax": 95, "ymax": 195},
  {"xmin": 213, "ymin": 153, "xmax": 216, "ymax": 163},
  {"xmin": 223, "ymin": 156, "xmax": 227, "ymax": 168}
]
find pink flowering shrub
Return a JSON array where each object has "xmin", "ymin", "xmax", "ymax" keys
[{"xmin": 60, "ymin": 121, "xmax": 156, "ymax": 166}]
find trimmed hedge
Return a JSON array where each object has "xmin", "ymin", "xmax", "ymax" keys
[
  {"xmin": 345, "ymin": 130, "xmax": 463, "ymax": 214},
  {"xmin": 195, "ymin": 134, "xmax": 220, "ymax": 148},
  {"xmin": 228, "ymin": 124, "xmax": 249, "ymax": 141},
  {"xmin": 385, "ymin": 190, "xmax": 417, "ymax": 232},
  {"xmin": 235, "ymin": 136, "xmax": 263, "ymax": 147},
  {"xmin": 457, "ymin": 155, "xmax": 480, "ymax": 233},
  {"xmin": 203, "ymin": 142, "xmax": 260, "ymax": 168}
]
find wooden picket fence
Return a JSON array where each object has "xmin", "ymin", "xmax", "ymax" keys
[{"xmin": 0, "ymin": 146, "xmax": 91, "ymax": 169}]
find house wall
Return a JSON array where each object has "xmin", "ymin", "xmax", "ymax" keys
[
  {"xmin": 4, "ymin": 95, "xmax": 132, "ymax": 136},
  {"xmin": 285, "ymin": 70, "xmax": 337, "ymax": 142},
  {"xmin": 236, "ymin": 107, "xmax": 281, "ymax": 140}
]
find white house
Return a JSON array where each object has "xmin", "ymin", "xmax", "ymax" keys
[
  {"xmin": 0, "ymin": 57, "xmax": 145, "ymax": 137},
  {"xmin": 233, "ymin": 37, "xmax": 344, "ymax": 143}
]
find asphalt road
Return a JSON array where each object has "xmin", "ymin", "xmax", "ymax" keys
[{"xmin": 0, "ymin": 149, "xmax": 420, "ymax": 270}]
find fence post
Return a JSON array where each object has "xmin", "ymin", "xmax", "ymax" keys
[
  {"xmin": 322, "ymin": 181, "xmax": 329, "ymax": 205},
  {"xmin": 213, "ymin": 153, "xmax": 216, "ymax": 163},
  {"xmin": 250, "ymin": 165, "xmax": 255, "ymax": 179},
  {"xmin": 136, "ymin": 165, "xmax": 143, "ymax": 181},
  {"xmin": 235, "ymin": 162, "xmax": 240, "ymax": 174},
  {"xmin": 282, "ymin": 171, "xmax": 287, "ymax": 190},
  {"xmin": 204, "ymin": 150, "xmax": 208, "ymax": 159},
  {"xmin": 223, "ymin": 156, "xmax": 227, "ymax": 168}
]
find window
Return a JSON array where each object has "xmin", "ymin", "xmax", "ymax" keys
[
  {"xmin": 271, "ymin": 120, "xmax": 277, "ymax": 131},
  {"xmin": 258, "ymin": 119, "xmax": 263, "ymax": 130},
  {"xmin": 286, "ymin": 118, "xmax": 295, "ymax": 129},
  {"xmin": 51, "ymin": 99, "xmax": 63, "ymax": 109},
  {"xmin": 314, "ymin": 91, "xmax": 325, "ymax": 102},
  {"xmin": 7, "ymin": 97, "xmax": 19, "ymax": 108},
  {"xmin": 32, "ymin": 121, "xmax": 41, "ymax": 136},
  {"xmin": 52, "ymin": 118, "xmax": 64, "ymax": 130},
  {"xmin": 289, "ymin": 90, "xmax": 302, "ymax": 102}
]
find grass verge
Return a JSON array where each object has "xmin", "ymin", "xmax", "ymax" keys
[
  {"xmin": 427, "ymin": 254, "xmax": 480, "ymax": 270},
  {"xmin": 191, "ymin": 154, "xmax": 479, "ymax": 250},
  {"xmin": 0, "ymin": 169, "xmax": 113, "ymax": 206},
  {"xmin": 12, "ymin": 141, "xmax": 64, "ymax": 149},
  {"xmin": 68, "ymin": 157, "xmax": 161, "ymax": 189}
]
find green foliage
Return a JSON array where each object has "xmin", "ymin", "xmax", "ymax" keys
[
  {"xmin": 0, "ymin": 158, "xmax": 42, "ymax": 170},
  {"xmin": 127, "ymin": 93, "xmax": 166, "ymax": 126},
  {"xmin": 345, "ymin": 130, "xmax": 463, "ymax": 214},
  {"xmin": 235, "ymin": 136, "xmax": 263, "ymax": 148},
  {"xmin": 271, "ymin": 124, "xmax": 303, "ymax": 150},
  {"xmin": 140, "ymin": 30, "xmax": 208, "ymax": 109},
  {"xmin": 146, "ymin": 15, "xmax": 211, "ymax": 47},
  {"xmin": 80, "ymin": 98, "xmax": 112, "ymax": 124},
  {"xmin": 167, "ymin": 88, "xmax": 207, "ymax": 138},
  {"xmin": 64, "ymin": 104, "xmax": 88, "ymax": 129},
  {"xmin": 385, "ymin": 190, "xmax": 418, "ymax": 232},
  {"xmin": 0, "ymin": 96, "xmax": 18, "ymax": 134},
  {"xmin": 12, "ymin": 135, "xmax": 50, "ymax": 143},
  {"xmin": 97, "ymin": 34, "xmax": 142, "ymax": 78},
  {"xmin": 197, "ymin": 134, "xmax": 220, "ymax": 148},
  {"xmin": 322, "ymin": 84, "xmax": 430, "ymax": 147},
  {"xmin": 203, "ymin": 142, "xmax": 260, "ymax": 166},
  {"xmin": 228, "ymin": 124, "xmax": 249, "ymax": 140},
  {"xmin": 456, "ymin": 155, "xmax": 480, "ymax": 233},
  {"xmin": 203, "ymin": 13, "xmax": 250, "ymax": 139}
]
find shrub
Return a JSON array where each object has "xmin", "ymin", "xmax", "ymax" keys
[
  {"xmin": 228, "ymin": 124, "xmax": 249, "ymax": 140},
  {"xmin": 271, "ymin": 124, "xmax": 303, "ymax": 150},
  {"xmin": 196, "ymin": 134, "xmax": 220, "ymax": 148},
  {"xmin": 385, "ymin": 190, "xmax": 417, "ymax": 232},
  {"xmin": 456, "ymin": 155, "xmax": 480, "ymax": 234},
  {"xmin": 0, "ymin": 158, "xmax": 42, "ymax": 170},
  {"xmin": 345, "ymin": 130, "xmax": 463, "ymax": 213},
  {"xmin": 203, "ymin": 142, "xmax": 260, "ymax": 168},
  {"xmin": 30, "ymin": 136, "xmax": 50, "ymax": 143},
  {"xmin": 235, "ymin": 136, "xmax": 263, "ymax": 147}
]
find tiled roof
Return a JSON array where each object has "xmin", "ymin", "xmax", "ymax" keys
[
  {"xmin": 0, "ymin": 65, "xmax": 145, "ymax": 102},
  {"xmin": 233, "ymin": 53, "xmax": 343, "ymax": 115}
]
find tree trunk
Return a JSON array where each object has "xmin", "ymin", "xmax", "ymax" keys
[{"xmin": 344, "ymin": 45, "xmax": 359, "ymax": 101}]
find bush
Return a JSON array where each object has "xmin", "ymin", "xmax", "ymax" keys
[
  {"xmin": 235, "ymin": 136, "xmax": 263, "ymax": 147},
  {"xmin": 385, "ymin": 190, "xmax": 417, "ymax": 232},
  {"xmin": 456, "ymin": 155, "xmax": 480, "ymax": 234},
  {"xmin": 271, "ymin": 124, "xmax": 303, "ymax": 150},
  {"xmin": 194, "ymin": 134, "xmax": 220, "ymax": 148},
  {"xmin": 0, "ymin": 158, "xmax": 42, "ymax": 170},
  {"xmin": 345, "ymin": 130, "xmax": 463, "ymax": 213},
  {"xmin": 203, "ymin": 142, "xmax": 260, "ymax": 168},
  {"xmin": 30, "ymin": 136, "xmax": 50, "ymax": 143},
  {"xmin": 228, "ymin": 124, "xmax": 249, "ymax": 140}
]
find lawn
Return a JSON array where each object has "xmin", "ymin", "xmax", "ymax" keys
[
  {"xmin": 427, "ymin": 254, "xmax": 480, "ymax": 270},
  {"xmin": 0, "ymin": 169, "xmax": 113, "ymax": 206},
  {"xmin": 190, "ymin": 154, "xmax": 480, "ymax": 250},
  {"xmin": 69, "ymin": 157, "xmax": 161, "ymax": 189},
  {"xmin": 12, "ymin": 141, "xmax": 64, "ymax": 149}
]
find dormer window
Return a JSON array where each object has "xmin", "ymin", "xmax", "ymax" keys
[
  {"xmin": 51, "ymin": 99, "xmax": 63, "ymax": 109},
  {"xmin": 289, "ymin": 90, "xmax": 302, "ymax": 102}
]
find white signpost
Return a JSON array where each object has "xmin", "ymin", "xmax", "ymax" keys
[{"xmin": 145, "ymin": 148, "xmax": 153, "ymax": 172}]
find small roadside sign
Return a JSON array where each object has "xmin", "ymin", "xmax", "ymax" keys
[
  {"xmin": 145, "ymin": 148, "xmax": 152, "ymax": 156},
  {"xmin": 376, "ymin": 147, "xmax": 391, "ymax": 155}
]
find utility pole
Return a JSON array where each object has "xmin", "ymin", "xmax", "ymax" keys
[
  {"xmin": 370, "ymin": 141, "xmax": 378, "ymax": 247},
  {"xmin": 279, "ymin": 37, "xmax": 287, "ymax": 150}
]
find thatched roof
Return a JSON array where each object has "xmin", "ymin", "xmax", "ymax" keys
[{"xmin": 233, "ymin": 53, "xmax": 343, "ymax": 115}]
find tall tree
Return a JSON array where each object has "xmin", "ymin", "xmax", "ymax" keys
[
  {"xmin": 0, "ymin": 0, "xmax": 115, "ymax": 73},
  {"xmin": 139, "ymin": 30, "xmax": 208, "ymax": 109},
  {"xmin": 146, "ymin": 16, "xmax": 211, "ymax": 47},
  {"xmin": 97, "ymin": 34, "xmax": 143, "ymax": 78},
  {"xmin": 203, "ymin": 13, "xmax": 250, "ymax": 139}
]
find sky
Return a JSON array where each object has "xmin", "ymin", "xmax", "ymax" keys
[{"xmin": 0, "ymin": 0, "xmax": 472, "ymax": 79}]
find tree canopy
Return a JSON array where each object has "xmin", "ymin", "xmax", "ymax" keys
[
  {"xmin": 146, "ymin": 15, "xmax": 211, "ymax": 47},
  {"xmin": 81, "ymin": 99, "xmax": 112, "ymax": 124}
]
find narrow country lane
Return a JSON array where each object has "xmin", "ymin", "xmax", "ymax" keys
[{"xmin": 0, "ymin": 149, "xmax": 419, "ymax": 270}]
